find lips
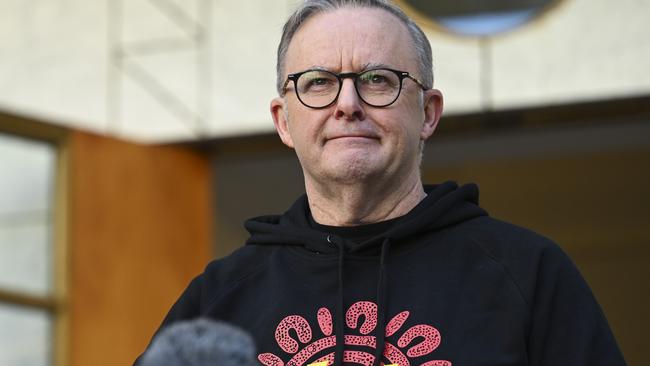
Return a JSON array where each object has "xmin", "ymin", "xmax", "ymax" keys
[
  {"xmin": 325, "ymin": 130, "xmax": 380, "ymax": 143},
  {"xmin": 328, "ymin": 134, "xmax": 378, "ymax": 140},
  {"xmin": 324, "ymin": 135, "xmax": 380, "ymax": 147}
]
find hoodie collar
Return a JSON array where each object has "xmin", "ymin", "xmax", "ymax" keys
[{"xmin": 245, "ymin": 181, "xmax": 486, "ymax": 253}]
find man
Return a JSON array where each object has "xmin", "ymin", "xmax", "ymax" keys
[{"xmin": 138, "ymin": 1, "xmax": 626, "ymax": 365}]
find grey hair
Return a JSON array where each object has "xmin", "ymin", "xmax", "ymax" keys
[{"xmin": 276, "ymin": 0, "xmax": 434, "ymax": 94}]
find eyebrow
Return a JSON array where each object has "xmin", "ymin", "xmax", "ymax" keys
[
  {"xmin": 359, "ymin": 62, "xmax": 393, "ymax": 71},
  {"xmin": 307, "ymin": 65, "xmax": 330, "ymax": 71},
  {"xmin": 304, "ymin": 63, "xmax": 395, "ymax": 73}
]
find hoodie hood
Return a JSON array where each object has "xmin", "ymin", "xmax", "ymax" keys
[{"xmin": 244, "ymin": 181, "xmax": 486, "ymax": 252}]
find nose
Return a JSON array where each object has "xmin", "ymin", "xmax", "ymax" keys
[{"xmin": 334, "ymin": 79, "xmax": 365, "ymax": 121}]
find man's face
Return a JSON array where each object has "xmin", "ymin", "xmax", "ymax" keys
[{"xmin": 271, "ymin": 7, "xmax": 443, "ymax": 188}]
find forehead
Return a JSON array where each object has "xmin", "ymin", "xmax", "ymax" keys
[{"xmin": 285, "ymin": 7, "xmax": 417, "ymax": 73}]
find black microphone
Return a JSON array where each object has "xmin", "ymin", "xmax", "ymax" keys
[{"xmin": 139, "ymin": 318, "xmax": 257, "ymax": 366}]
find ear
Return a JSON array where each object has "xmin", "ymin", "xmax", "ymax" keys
[
  {"xmin": 270, "ymin": 97, "xmax": 295, "ymax": 148},
  {"xmin": 420, "ymin": 88, "xmax": 444, "ymax": 141}
]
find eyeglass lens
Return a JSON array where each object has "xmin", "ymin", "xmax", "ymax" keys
[{"xmin": 295, "ymin": 69, "xmax": 402, "ymax": 108}]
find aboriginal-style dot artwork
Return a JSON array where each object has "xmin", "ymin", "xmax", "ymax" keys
[{"xmin": 258, "ymin": 301, "xmax": 452, "ymax": 366}]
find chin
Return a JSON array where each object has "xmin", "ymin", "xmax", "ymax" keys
[{"xmin": 324, "ymin": 158, "xmax": 385, "ymax": 184}]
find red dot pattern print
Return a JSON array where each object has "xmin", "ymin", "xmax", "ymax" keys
[
  {"xmin": 421, "ymin": 361, "xmax": 452, "ymax": 366},
  {"xmin": 275, "ymin": 315, "xmax": 312, "ymax": 354},
  {"xmin": 258, "ymin": 352, "xmax": 284, "ymax": 366},
  {"xmin": 259, "ymin": 301, "xmax": 452, "ymax": 366},
  {"xmin": 386, "ymin": 311, "xmax": 410, "ymax": 337},
  {"xmin": 317, "ymin": 307, "xmax": 333, "ymax": 336},
  {"xmin": 346, "ymin": 301, "xmax": 377, "ymax": 335},
  {"xmin": 398, "ymin": 325, "xmax": 441, "ymax": 358}
]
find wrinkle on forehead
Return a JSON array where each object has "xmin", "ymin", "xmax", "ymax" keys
[
  {"xmin": 285, "ymin": 7, "xmax": 417, "ymax": 74},
  {"xmin": 301, "ymin": 62, "xmax": 393, "ymax": 73}
]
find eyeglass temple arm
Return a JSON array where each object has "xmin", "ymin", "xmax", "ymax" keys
[{"xmin": 403, "ymin": 73, "xmax": 428, "ymax": 90}]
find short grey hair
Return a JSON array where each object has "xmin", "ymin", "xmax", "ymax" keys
[{"xmin": 276, "ymin": 0, "xmax": 434, "ymax": 95}]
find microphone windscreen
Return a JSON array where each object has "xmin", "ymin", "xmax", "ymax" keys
[{"xmin": 140, "ymin": 318, "xmax": 257, "ymax": 366}]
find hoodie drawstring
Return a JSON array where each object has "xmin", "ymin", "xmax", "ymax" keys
[
  {"xmin": 372, "ymin": 238, "xmax": 391, "ymax": 366},
  {"xmin": 330, "ymin": 234, "xmax": 391, "ymax": 366},
  {"xmin": 329, "ymin": 235, "xmax": 346, "ymax": 366}
]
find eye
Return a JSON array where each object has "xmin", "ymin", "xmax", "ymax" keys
[
  {"xmin": 310, "ymin": 77, "xmax": 330, "ymax": 86},
  {"xmin": 360, "ymin": 72, "xmax": 388, "ymax": 84},
  {"xmin": 358, "ymin": 69, "xmax": 398, "ymax": 90},
  {"xmin": 298, "ymin": 71, "xmax": 337, "ymax": 93},
  {"xmin": 371, "ymin": 74, "xmax": 387, "ymax": 84}
]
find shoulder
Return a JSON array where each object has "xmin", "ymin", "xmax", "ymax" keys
[
  {"xmin": 459, "ymin": 216, "xmax": 561, "ymax": 258},
  {"xmin": 138, "ymin": 245, "xmax": 282, "ymax": 363},
  {"xmin": 146, "ymin": 245, "xmax": 278, "ymax": 335},
  {"xmin": 201, "ymin": 244, "xmax": 276, "ymax": 288},
  {"xmin": 448, "ymin": 216, "xmax": 581, "ymax": 307}
]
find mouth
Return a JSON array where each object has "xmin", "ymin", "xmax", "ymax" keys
[
  {"xmin": 324, "ymin": 136, "xmax": 379, "ymax": 147},
  {"xmin": 325, "ymin": 133, "xmax": 380, "ymax": 143},
  {"xmin": 329, "ymin": 135, "xmax": 377, "ymax": 140}
]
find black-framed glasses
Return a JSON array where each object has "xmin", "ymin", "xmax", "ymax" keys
[{"xmin": 282, "ymin": 68, "xmax": 428, "ymax": 109}]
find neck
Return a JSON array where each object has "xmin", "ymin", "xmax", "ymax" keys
[{"xmin": 305, "ymin": 172, "xmax": 426, "ymax": 227}]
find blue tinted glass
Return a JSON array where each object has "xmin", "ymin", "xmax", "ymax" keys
[
  {"xmin": 438, "ymin": 10, "xmax": 538, "ymax": 36},
  {"xmin": 402, "ymin": 0, "xmax": 554, "ymax": 36}
]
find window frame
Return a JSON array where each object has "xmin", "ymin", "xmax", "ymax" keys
[{"xmin": 0, "ymin": 111, "xmax": 70, "ymax": 366}]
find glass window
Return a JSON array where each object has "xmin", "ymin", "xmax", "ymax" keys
[
  {"xmin": 0, "ymin": 131, "xmax": 58, "ymax": 366},
  {"xmin": 0, "ymin": 133, "xmax": 55, "ymax": 296},
  {"xmin": 401, "ymin": 0, "xmax": 558, "ymax": 36},
  {"xmin": 0, "ymin": 303, "xmax": 52, "ymax": 366}
]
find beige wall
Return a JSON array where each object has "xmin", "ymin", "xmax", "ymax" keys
[
  {"xmin": 1, "ymin": 0, "xmax": 648, "ymax": 141},
  {"xmin": 415, "ymin": 0, "xmax": 650, "ymax": 112}
]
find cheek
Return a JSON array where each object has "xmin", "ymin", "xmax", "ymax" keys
[
  {"xmin": 377, "ymin": 109, "xmax": 422, "ymax": 146},
  {"xmin": 399, "ymin": 100, "xmax": 426, "ymax": 140},
  {"xmin": 286, "ymin": 110, "xmax": 324, "ymax": 150}
]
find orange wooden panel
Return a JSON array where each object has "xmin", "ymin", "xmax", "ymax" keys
[{"xmin": 68, "ymin": 131, "xmax": 212, "ymax": 366}]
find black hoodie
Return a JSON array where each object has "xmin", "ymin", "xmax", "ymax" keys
[{"xmin": 138, "ymin": 182, "xmax": 626, "ymax": 366}]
